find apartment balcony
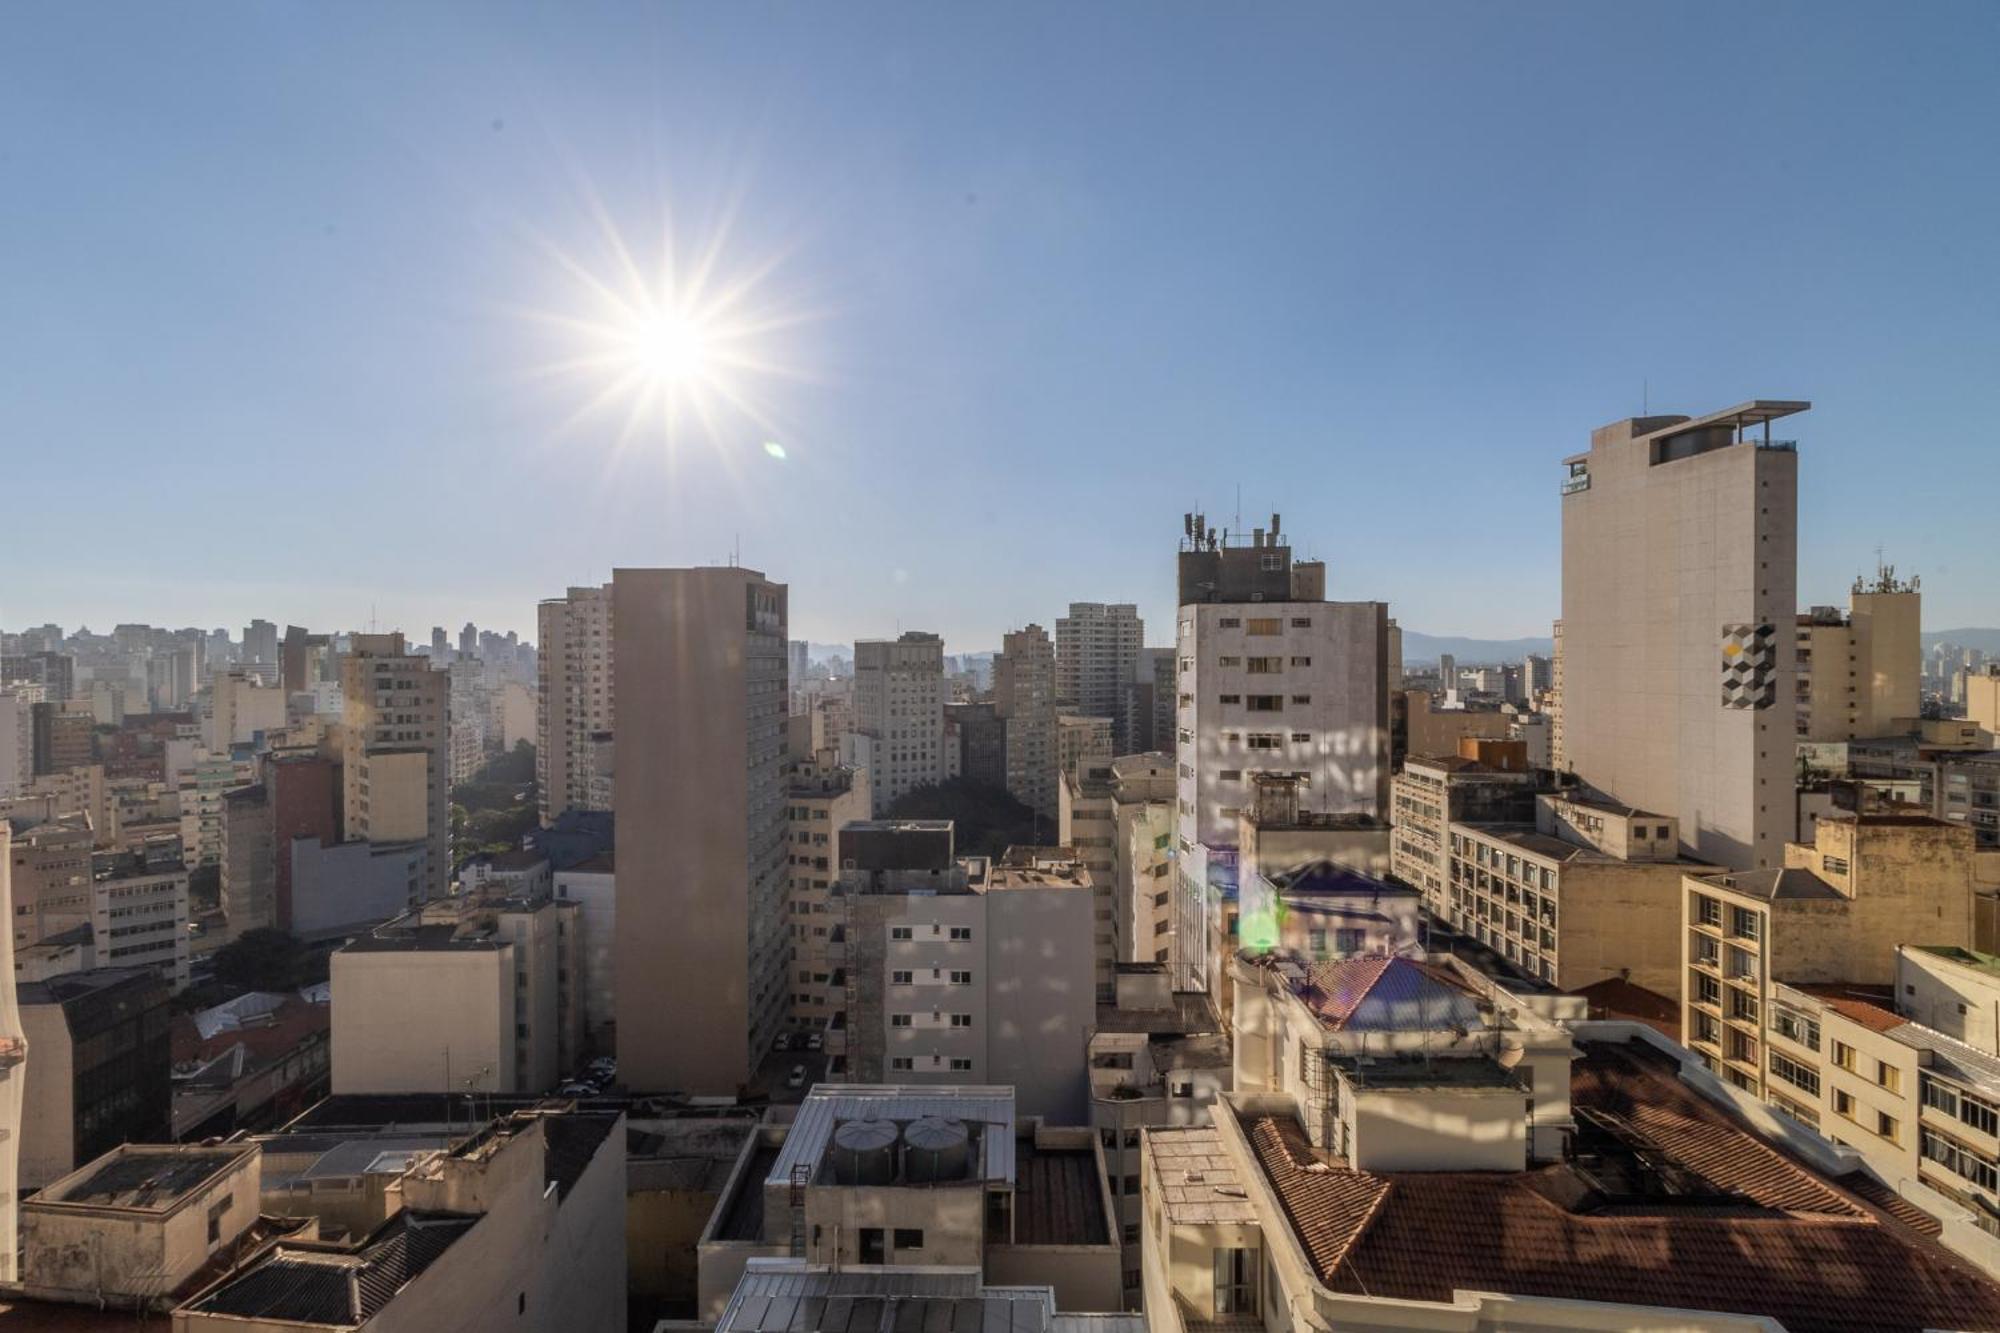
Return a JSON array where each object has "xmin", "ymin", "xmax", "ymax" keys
[{"xmin": 0, "ymin": 1035, "xmax": 22, "ymax": 1070}]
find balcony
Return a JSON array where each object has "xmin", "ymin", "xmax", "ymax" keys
[{"xmin": 1560, "ymin": 473, "xmax": 1591, "ymax": 496}]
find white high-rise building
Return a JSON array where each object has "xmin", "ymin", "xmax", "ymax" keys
[
  {"xmin": 1559, "ymin": 401, "xmax": 1803, "ymax": 869},
  {"xmin": 851, "ymin": 632, "xmax": 946, "ymax": 813},
  {"xmin": 537, "ymin": 584, "xmax": 614, "ymax": 824},
  {"xmin": 1170, "ymin": 512, "xmax": 1392, "ymax": 993},
  {"xmin": 1056, "ymin": 602, "xmax": 1142, "ymax": 749}
]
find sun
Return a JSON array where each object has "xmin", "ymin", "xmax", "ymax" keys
[{"xmin": 522, "ymin": 202, "xmax": 815, "ymax": 461}]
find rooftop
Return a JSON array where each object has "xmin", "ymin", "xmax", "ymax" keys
[
  {"xmin": 714, "ymin": 1265, "xmax": 1135, "ymax": 1333},
  {"xmin": 1236, "ymin": 1040, "xmax": 2000, "ymax": 1333},
  {"xmin": 36, "ymin": 1145, "xmax": 252, "ymax": 1212},
  {"xmin": 1093, "ymin": 992, "xmax": 1221, "ymax": 1037},
  {"xmin": 1147, "ymin": 1125, "xmax": 1258, "ymax": 1226},
  {"xmin": 770, "ymin": 1085, "xmax": 1016, "ymax": 1188},
  {"xmin": 1011, "ymin": 1140, "xmax": 1110, "ymax": 1247},
  {"xmin": 1298, "ymin": 957, "xmax": 1485, "ymax": 1034},
  {"xmin": 1703, "ymin": 867, "xmax": 1845, "ymax": 901},
  {"xmin": 1912, "ymin": 944, "xmax": 2000, "ymax": 978},
  {"xmin": 183, "ymin": 1209, "xmax": 478, "ymax": 1327}
]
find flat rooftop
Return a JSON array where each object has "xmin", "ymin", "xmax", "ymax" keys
[
  {"xmin": 38, "ymin": 1145, "xmax": 250, "ymax": 1211},
  {"xmin": 184, "ymin": 1210, "xmax": 478, "ymax": 1328},
  {"xmin": 1012, "ymin": 1140, "xmax": 1109, "ymax": 1247},
  {"xmin": 770, "ymin": 1085, "xmax": 1017, "ymax": 1188},
  {"xmin": 1237, "ymin": 1039, "xmax": 2000, "ymax": 1333},
  {"xmin": 1147, "ymin": 1125, "xmax": 1257, "ymax": 1226},
  {"xmin": 1911, "ymin": 944, "xmax": 2000, "ymax": 978},
  {"xmin": 714, "ymin": 1266, "xmax": 1140, "ymax": 1333}
]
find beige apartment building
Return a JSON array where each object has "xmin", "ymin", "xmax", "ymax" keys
[
  {"xmin": 1108, "ymin": 753, "xmax": 1175, "ymax": 966},
  {"xmin": 997, "ymin": 624, "xmax": 1059, "ymax": 818},
  {"xmin": 537, "ymin": 583, "xmax": 614, "ymax": 823},
  {"xmin": 833, "ymin": 835, "xmax": 1098, "ymax": 1123},
  {"xmin": 613, "ymin": 565, "xmax": 789, "ymax": 1096},
  {"xmin": 784, "ymin": 748, "xmax": 868, "ymax": 1029},
  {"xmin": 1057, "ymin": 713, "xmax": 1113, "ymax": 788},
  {"xmin": 340, "ymin": 632, "xmax": 449, "ymax": 901},
  {"xmin": 1560, "ymin": 402, "xmax": 1804, "ymax": 869},
  {"xmin": 1431, "ymin": 789, "xmax": 1708, "ymax": 997},
  {"xmin": 1057, "ymin": 771, "xmax": 1120, "ymax": 996},
  {"xmin": 1056, "ymin": 602, "xmax": 1144, "ymax": 751},
  {"xmin": 851, "ymin": 631, "xmax": 946, "ymax": 813},
  {"xmin": 1683, "ymin": 813, "xmax": 1976, "ymax": 1096},
  {"xmin": 330, "ymin": 891, "xmax": 581, "ymax": 1095},
  {"xmin": 1388, "ymin": 741, "xmax": 1537, "ymax": 907},
  {"xmin": 206, "ymin": 667, "xmax": 285, "ymax": 751},
  {"xmin": 1796, "ymin": 565, "xmax": 1922, "ymax": 742}
]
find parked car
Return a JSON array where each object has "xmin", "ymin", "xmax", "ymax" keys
[
  {"xmin": 787, "ymin": 1064, "xmax": 807, "ymax": 1089},
  {"xmin": 773, "ymin": 1032, "xmax": 792, "ymax": 1053},
  {"xmin": 805, "ymin": 1032, "xmax": 824, "ymax": 1051},
  {"xmin": 557, "ymin": 1081, "xmax": 595, "ymax": 1097}
]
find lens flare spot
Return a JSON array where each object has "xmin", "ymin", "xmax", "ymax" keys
[{"xmin": 763, "ymin": 441, "xmax": 787, "ymax": 461}]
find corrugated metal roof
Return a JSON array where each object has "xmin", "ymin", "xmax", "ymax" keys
[
  {"xmin": 718, "ymin": 1268, "xmax": 1052, "ymax": 1333},
  {"xmin": 768, "ymin": 1086, "xmax": 1015, "ymax": 1186}
]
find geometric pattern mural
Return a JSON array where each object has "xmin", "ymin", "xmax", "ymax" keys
[{"xmin": 1720, "ymin": 622, "xmax": 1777, "ymax": 710}]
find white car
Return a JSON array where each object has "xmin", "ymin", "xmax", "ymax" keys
[
  {"xmin": 787, "ymin": 1064, "xmax": 807, "ymax": 1089},
  {"xmin": 805, "ymin": 1032, "xmax": 824, "ymax": 1051}
]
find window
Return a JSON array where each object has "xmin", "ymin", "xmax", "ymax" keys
[
  {"xmin": 891, "ymin": 1057, "xmax": 914, "ymax": 1071},
  {"xmin": 1247, "ymin": 695, "xmax": 1283, "ymax": 711},
  {"xmin": 950, "ymin": 970, "xmax": 972, "ymax": 984},
  {"xmin": 1291, "ymin": 694, "xmax": 1311, "ymax": 704},
  {"xmin": 1218, "ymin": 656, "xmax": 1240, "ymax": 667},
  {"xmin": 1730, "ymin": 906, "xmax": 1761, "ymax": 942},
  {"xmin": 891, "ymin": 1013, "xmax": 912, "ymax": 1027},
  {"xmin": 1695, "ymin": 894, "xmax": 1723, "ymax": 928},
  {"xmin": 1246, "ymin": 657, "xmax": 1280, "ymax": 673},
  {"xmin": 894, "ymin": 1229, "xmax": 925, "ymax": 1250},
  {"xmin": 1247, "ymin": 733, "xmax": 1281, "ymax": 750},
  {"xmin": 1307, "ymin": 929, "xmax": 1326, "ymax": 955},
  {"xmin": 1693, "ymin": 973, "xmax": 1722, "ymax": 1007},
  {"xmin": 1877, "ymin": 1061, "xmax": 1902, "ymax": 1094},
  {"xmin": 1832, "ymin": 1040, "xmax": 1857, "ymax": 1072},
  {"xmin": 1772, "ymin": 1005, "xmax": 1820, "ymax": 1052},
  {"xmin": 951, "ymin": 1013, "xmax": 973, "ymax": 1027},
  {"xmin": 1925, "ymin": 1128, "xmax": 2000, "ymax": 1190},
  {"xmin": 1218, "ymin": 693, "xmax": 1241, "ymax": 704},
  {"xmin": 1335, "ymin": 928, "xmax": 1365, "ymax": 954},
  {"xmin": 1246, "ymin": 618, "xmax": 1280, "ymax": 635},
  {"xmin": 1218, "ymin": 617, "xmax": 1241, "ymax": 629},
  {"xmin": 1291, "ymin": 617, "xmax": 1311, "ymax": 628},
  {"xmin": 891, "ymin": 970, "xmax": 913, "ymax": 984},
  {"xmin": 1213, "ymin": 1247, "xmax": 1258, "ymax": 1317},
  {"xmin": 1823, "ymin": 854, "xmax": 1849, "ymax": 875},
  {"xmin": 207, "ymin": 1198, "xmax": 230, "ymax": 1245},
  {"xmin": 1877, "ymin": 1111, "xmax": 1900, "ymax": 1142},
  {"xmin": 1769, "ymin": 1051, "xmax": 1820, "ymax": 1096},
  {"xmin": 1123, "ymin": 1174, "xmax": 1140, "ymax": 1195},
  {"xmin": 859, "ymin": 1228, "xmax": 886, "ymax": 1265},
  {"xmin": 890, "ymin": 926, "xmax": 913, "ymax": 941},
  {"xmin": 949, "ymin": 927, "xmax": 972, "ymax": 941},
  {"xmin": 949, "ymin": 1057, "xmax": 973, "ymax": 1071},
  {"xmin": 1289, "ymin": 656, "xmax": 1312, "ymax": 667},
  {"xmin": 1291, "ymin": 732, "xmax": 1311, "ymax": 743}
]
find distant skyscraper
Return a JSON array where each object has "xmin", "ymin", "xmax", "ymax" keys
[
  {"xmin": 852, "ymin": 633, "xmax": 946, "ymax": 813},
  {"xmin": 1171, "ymin": 511, "xmax": 1391, "ymax": 994},
  {"xmin": 996, "ymin": 624, "xmax": 1058, "ymax": 818},
  {"xmin": 1560, "ymin": 401, "xmax": 1803, "ymax": 869},
  {"xmin": 613, "ymin": 565, "xmax": 788, "ymax": 1095},
  {"xmin": 1056, "ymin": 602, "xmax": 1143, "ymax": 750},
  {"xmin": 340, "ymin": 633, "xmax": 450, "ymax": 901},
  {"xmin": 1523, "ymin": 652, "xmax": 1552, "ymax": 702},
  {"xmin": 430, "ymin": 625, "xmax": 450, "ymax": 662},
  {"xmin": 243, "ymin": 619, "xmax": 279, "ymax": 667},
  {"xmin": 537, "ymin": 585, "xmax": 615, "ymax": 824},
  {"xmin": 459, "ymin": 622, "xmax": 477, "ymax": 656},
  {"xmin": 788, "ymin": 640, "xmax": 809, "ymax": 709}
]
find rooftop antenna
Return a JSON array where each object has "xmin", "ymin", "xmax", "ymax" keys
[
  {"xmin": 1642, "ymin": 378, "xmax": 1649, "ymax": 415},
  {"xmin": 1234, "ymin": 484, "xmax": 1242, "ymax": 541}
]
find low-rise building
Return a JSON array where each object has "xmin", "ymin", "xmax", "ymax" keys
[
  {"xmin": 91, "ymin": 836, "xmax": 190, "ymax": 990},
  {"xmin": 1388, "ymin": 743, "xmax": 1538, "ymax": 908},
  {"xmin": 1685, "ymin": 814, "xmax": 1977, "ymax": 1095},
  {"xmin": 696, "ymin": 1084, "xmax": 1120, "ymax": 1318},
  {"xmin": 833, "ymin": 830, "xmax": 1096, "ymax": 1122},
  {"xmin": 1439, "ymin": 792, "xmax": 1709, "ymax": 996},
  {"xmin": 178, "ymin": 1108, "xmax": 626, "ymax": 1332},
  {"xmin": 330, "ymin": 892, "xmax": 581, "ymax": 1096},
  {"xmin": 1142, "ymin": 1033, "xmax": 2000, "ymax": 1333}
]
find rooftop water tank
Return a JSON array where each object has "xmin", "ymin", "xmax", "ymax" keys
[
  {"xmin": 901, "ymin": 1116, "xmax": 971, "ymax": 1183},
  {"xmin": 830, "ymin": 1117, "xmax": 899, "ymax": 1186}
]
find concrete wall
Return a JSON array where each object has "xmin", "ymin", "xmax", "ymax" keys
[
  {"xmin": 987, "ymin": 884, "xmax": 1096, "ymax": 1125},
  {"xmin": 18, "ymin": 1000, "xmax": 76, "ymax": 1188},
  {"xmin": 331, "ymin": 946, "xmax": 513, "ymax": 1093},
  {"xmin": 290, "ymin": 837, "xmax": 423, "ymax": 938},
  {"xmin": 556, "ymin": 867, "xmax": 616, "ymax": 1049},
  {"xmin": 1897, "ymin": 945, "xmax": 2000, "ymax": 1054},
  {"xmin": 1344, "ymin": 1086, "xmax": 1527, "ymax": 1173},
  {"xmin": 1552, "ymin": 861, "xmax": 1691, "ymax": 998}
]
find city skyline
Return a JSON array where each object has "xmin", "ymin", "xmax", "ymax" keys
[{"xmin": 7, "ymin": 2, "xmax": 1999, "ymax": 644}]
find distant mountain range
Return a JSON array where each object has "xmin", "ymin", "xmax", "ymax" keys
[
  {"xmin": 1924, "ymin": 629, "xmax": 2000, "ymax": 655},
  {"xmin": 1399, "ymin": 632, "xmax": 1554, "ymax": 666}
]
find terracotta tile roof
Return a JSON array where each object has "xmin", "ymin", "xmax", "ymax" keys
[
  {"xmin": 1237, "ymin": 1041, "xmax": 2000, "ymax": 1332},
  {"xmin": 1300, "ymin": 957, "xmax": 1482, "ymax": 1033},
  {"xmin": 1791, "ymin": 984, "xmax": 1906, "ymax": 1035}
]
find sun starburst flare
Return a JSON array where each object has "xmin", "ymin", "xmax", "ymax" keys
[{"xmin": 520, "ymin": 199, "xmax": 817, "ymax": 466}]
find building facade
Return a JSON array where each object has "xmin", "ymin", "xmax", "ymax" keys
[
  {"xmin": 1560, "ymin": 402, "xmax": 1804, "ymax": 869},
  {"xmin": 1055, "ymin": 602, "xmax": 1143, "ymax": 751},
  {"xmin": 996, "ymin": 625, "xmax": 1058, "ymax": 819},
  {"xmin": 613, "ymin": 566, "xmax": 789, "ymax": 1095},
  {"xmin": 852, "ymin": 632, "xmax": 946, "ymax": 813},
  {"xmin": 537, "ymin": 583, "xmax": 615, "ymax": 824},
  {"xmin": 340, "ymin": 633, "xmax": 450, "ymax": 902}
]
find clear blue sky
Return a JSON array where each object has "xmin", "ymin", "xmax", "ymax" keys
[{"xmin": 5, "ymin": 2, "xmax": 1996, "ymax": 649}]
